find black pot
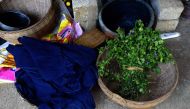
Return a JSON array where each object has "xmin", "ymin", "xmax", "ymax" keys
[
  {"xmin": 182, "ymin": 0, "xmax": 190, "ymax": 5},
  {"xmin": 181, "ymin": 0, "xmax": 190, "ymax": 19},
  {"xmin": 0, "ymin": 11, "xmax": 30, "ymax": 31},
  {"xmin": 99, "ymin": 0, "xmax": 155, "ymax": 37}
]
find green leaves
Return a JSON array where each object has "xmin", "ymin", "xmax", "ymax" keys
[
  {"xmin": 153, "ymin": 67, "xmax": 161, "ymax": 74},
  {"xmin": 97, "ymin": 20, "xmax": 174, "ymax": 100}
]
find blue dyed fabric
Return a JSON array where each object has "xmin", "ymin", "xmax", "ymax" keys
[{"xmin": 7, "ymin": 37, "xmax": 98, "ymax": 109}]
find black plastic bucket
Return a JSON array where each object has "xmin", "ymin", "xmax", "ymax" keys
[
  {"xmin": 0, "ymin": 11, "xmax": 30, "ymax": 31},
  {"xmin": 99, "ymin": 0, "xmax": 155, "ymax": 37}
]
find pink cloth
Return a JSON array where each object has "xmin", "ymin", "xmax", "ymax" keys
[{"xmin": 0, "ymin": 67, "xmax": 16, "ymax": 83}]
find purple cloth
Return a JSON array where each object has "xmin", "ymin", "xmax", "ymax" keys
[{"xmin": 7, "ymin": 37, "xmax": 98, "ymax": 109}]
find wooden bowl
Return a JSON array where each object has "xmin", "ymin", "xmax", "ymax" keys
[
  {"xmin": 0, "ymin": 0, "xmax": 56, "ymax": 44},
  {"xmin": 98, "ymin": 52, "xmax": 179, "ymax": 109},
  {"xmin": 98, "ymin": 63, "xmax": 179, "ymax": 109}
]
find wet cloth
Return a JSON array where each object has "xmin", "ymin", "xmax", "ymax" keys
[{"xmin": 7, "ymin": 37, "xmax": 98, "ymax": 109}]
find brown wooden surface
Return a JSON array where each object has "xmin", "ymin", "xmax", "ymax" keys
[{"xmin": 74, "ymin": 28, "xmax": 107, "ymax": 48}]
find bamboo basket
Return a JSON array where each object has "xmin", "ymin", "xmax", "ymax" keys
[
  {"xmin": 98, "ymin": 53, "xmax": 179, "ymax": 109},
  {"xmin": 0, "ymin": 0, "xmax": 56, "ymax": 44}
]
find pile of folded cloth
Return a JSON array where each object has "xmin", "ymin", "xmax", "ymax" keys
[
  {"xmin": 0, "ymin": 38, "xmax": 17, "ymax": 83},
  {"xmin": 7, "ymin": 36, "xmax": 98, "ymax": 109}
]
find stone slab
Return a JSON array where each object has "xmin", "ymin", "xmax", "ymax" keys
[
  {"xmin": 156, "ymin": 19, "xmax": 179, "ymax": 32},
  {"xmin": 73, "ymin": 0, "xmax": 98, "ymax": 31},
  {"xmin": 158, "ymin": 0, "xmax": 184, "ymax": 20}
]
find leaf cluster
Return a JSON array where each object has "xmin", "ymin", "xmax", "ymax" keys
[{"xmin": 98, "ymin": 20, "xmax": 174, "ymax": 100}]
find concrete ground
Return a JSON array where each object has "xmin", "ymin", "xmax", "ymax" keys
[{"xmin": 0, "ymin": 18, "xmax": 190, "ymax": 109}]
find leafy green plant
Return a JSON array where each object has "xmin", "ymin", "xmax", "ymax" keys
[{"xmin": 98, "ymin": 20, "xmax": 174, "ymax": 100}]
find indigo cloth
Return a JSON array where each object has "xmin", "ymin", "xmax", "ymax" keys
[{"xmin": 7, "ymin": 36, "xmax": 98, "ymax": 109}]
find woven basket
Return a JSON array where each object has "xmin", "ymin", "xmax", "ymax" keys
[
  {"xmin": 0, "ymin": 0, "xmax": 55, "ymax": 44},
  {"xmin": 98, "ymin": 53, "xmax": 179, "ymax": 109}
]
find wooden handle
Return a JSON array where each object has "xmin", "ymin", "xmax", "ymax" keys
[
  {"xmin": 130, "ymin": 108, "xmax": 153, "ymax": 109},
  {"xmin": 74, "ymin": 28, "xmax": 107, "ymax": 48},
  {"xmin": 127, "ymin": 66, "xmax": 144, "ymax": 71}
]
